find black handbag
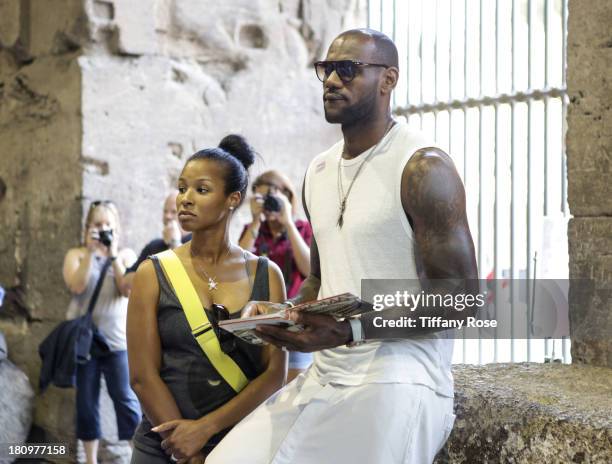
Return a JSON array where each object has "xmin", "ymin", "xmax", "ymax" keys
[{"xmin": 38, "ymin": 258, "xmax": 112, "ymax": 390}]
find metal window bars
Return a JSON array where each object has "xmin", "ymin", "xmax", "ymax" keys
[{"xmin": 369, "ymin": 0, "xmax": 570, "ymax": 364}]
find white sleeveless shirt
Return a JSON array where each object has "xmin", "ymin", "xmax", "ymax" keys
[{"xmin": 304, "ymin": 121, "xmax": 454, "ymax": 397}]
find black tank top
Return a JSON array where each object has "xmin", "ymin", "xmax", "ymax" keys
[{"xmin": 133, "ymin": 254, "xmax": 270, "ymax": 455}]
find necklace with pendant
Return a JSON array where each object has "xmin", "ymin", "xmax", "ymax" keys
[
  {"xmin": 337, "ymin": 120, "xmax": 395, "ymax": 228},
  {"xmin": 190, "ymin": 244, "xmax": 232, "ymax": 291}
]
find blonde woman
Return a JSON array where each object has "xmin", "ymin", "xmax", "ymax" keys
[{"xmin": 63, "ymin": 200, "xmax": 140, "ymax": 464}]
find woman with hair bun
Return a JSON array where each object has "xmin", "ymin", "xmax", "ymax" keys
[{"xmin": 127, "ymin": 135, "xmax": 287, "ymax": 464}]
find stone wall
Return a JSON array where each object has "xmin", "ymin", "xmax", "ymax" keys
[
  {"xmin": 0, "ymin": 0, "xmax": 366, "ymax": 454},
  {"xmin": 78, "ymin": 0, "xmax": 366, "ymax": 245},
  {"xmin": 435, "ymin": 364, "xmax": 612, "ymax": 463},
  {"xmin": 566, "ymin": 0, "xmax": 612, "ymax": 368},
  {"xmin": 0, "ymin": 0, "xmax": 85, "ymax": 372}
]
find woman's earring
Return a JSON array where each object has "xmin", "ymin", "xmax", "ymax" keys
[{"xmin": 229, "ymin": 206, "xmax": 234, "ymax": 211}]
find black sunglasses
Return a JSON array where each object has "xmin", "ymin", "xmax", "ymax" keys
[
  {"xmin": 210, "ymin": 304, "xmax": 237, "ymax": 354},
  {"xmin": 314, "ymin": 60, "xmax": 390, "ymax": 83}
]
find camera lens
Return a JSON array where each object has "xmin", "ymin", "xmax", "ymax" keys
[
  {"xmin": 98, "ymin": 229, "xmax": 113, "ymax": 247},
  {"xmin": 263, "ymin": 194, "xmax": 281, "ymax": 212}
]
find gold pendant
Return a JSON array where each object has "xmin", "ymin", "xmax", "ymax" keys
[{"xmin": 208, "ymin": 278, "xmax": 218, "ymax": 291}]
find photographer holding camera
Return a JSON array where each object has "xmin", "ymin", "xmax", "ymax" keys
[
  {"xmin": 63, "ymin": 200, "xmax": 141, "ymax": 464},
  {"xmin": 239, "ymin": 171, "xmax": 313, "ymax": 380}
]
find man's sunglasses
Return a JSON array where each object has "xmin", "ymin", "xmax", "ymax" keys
[{"xmin": 314, "ymin": 60, "xmax": 390, "ymax": 83}]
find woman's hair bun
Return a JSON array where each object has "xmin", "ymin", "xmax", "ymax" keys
[{"xmin": 218, "ymin": 134, "xmax": 255, "ymax": 170}]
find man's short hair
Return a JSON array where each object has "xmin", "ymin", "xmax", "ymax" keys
[{"xmin": 338, "ymin": 28, "xmax": 399, "ymax": 68}]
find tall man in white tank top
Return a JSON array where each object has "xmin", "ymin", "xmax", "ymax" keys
[{"xmin": 207, "ymin": 29, "xmax": 478, "ymax": 464}]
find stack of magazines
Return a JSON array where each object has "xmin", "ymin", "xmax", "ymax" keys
[{"xmin": 219, "ymin": 293, "xmax": 365, "ymax": 344}]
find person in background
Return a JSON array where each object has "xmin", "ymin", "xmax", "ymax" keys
[
  {"xmin": 63, "ymin": 200, "xmax": 141, "ymax": 464},
  {"xmin": 122, "ymin": 192, "xmax": 191, "ymax": 293},
  {"xmin": 127, "ymin": 135, "xmax": 287, "ymax": 463},
  {"xmin": 238, "ymin": 170, "xmax": 313, "ymax": 381}
]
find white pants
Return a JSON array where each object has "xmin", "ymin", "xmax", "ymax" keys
[{"xmin": 206, "ymin": 373, "xmax": 455, "ymax": 464}]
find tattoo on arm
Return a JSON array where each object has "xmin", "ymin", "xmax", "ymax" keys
[{"xmin": 361, "ymin": 147, "xmax": 479, "ymax": 339}]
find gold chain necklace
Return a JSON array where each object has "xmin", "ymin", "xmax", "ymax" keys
[
  {"xmin": 337, "ymin": 120, "xmax": 395, "ymax": 228},
  {"xmin": 190, "ymin": 244, "xmax": 232, "ymax": 291}
]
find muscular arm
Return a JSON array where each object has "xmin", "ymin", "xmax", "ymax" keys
[
  {"xmin": 360, "ymin": 147, "xmax": 479, "ymax": 339},
  {"xmin": 127, "ymin": 260, "xmax": 183, "ymax": 437},
  {"xmin": 252, "ymin": 150, "xmax": 477, "ymax": 350}
]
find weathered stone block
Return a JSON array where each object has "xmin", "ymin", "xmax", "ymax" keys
[
  {"xmin": 0, "ymin": 0, "xmax": 20, "ymax": 47},
  {"xmin": 0, "ymin": 55, "xmax": 83, "ymax": 323},
  {"xmin": 568, "ymin": 169, "xmax": 612, "ymax": 217},
  {"xmin": 113, "ymin": 1, "xmax": 157, "ymax": 56},
  {"xmin": 27, "ymin": 0, "xmax": 89, "ymax": 57},
  {"xmin": 568, "ymin": 0, "xmax": 612, "ymax": 48},
  {"xmin": 567, "ymin": 0, "xmax": 612, "ymax": 366},
  {"xmin": 0, "ymin": 359, "xmax": 34, "ymax": 463},
  {"xmin": 78, "ymin": 47, "xmax": 339, "ymax": 250},
  {"xmin": 435, "ymin": 363, "xmax": 612, "ymax": 463},
  {"xmin": 568, "ymin": 218, "xmax": 612, "ymax": 367},
  {"xmin": 567, "ymin": 0, "xmax": 612, "ymax": 219}
]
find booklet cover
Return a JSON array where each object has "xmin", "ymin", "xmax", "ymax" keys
[{"xmin": 219, "ymin": 293, "xmax": 363, "ymax": 345}]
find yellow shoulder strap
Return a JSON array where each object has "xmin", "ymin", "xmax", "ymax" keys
[{"xmin": 156, "ymin": 249, "xmax": 248, "ymax": 393}]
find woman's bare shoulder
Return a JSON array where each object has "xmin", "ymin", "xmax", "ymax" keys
[{"xmin": 239, "ymin": 247, "xmax": 262, "ymax": 273}]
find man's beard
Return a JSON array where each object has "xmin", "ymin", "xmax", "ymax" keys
[{"xmin": 324, "ymin": 91, "xmax": 378, "ymax": 127}]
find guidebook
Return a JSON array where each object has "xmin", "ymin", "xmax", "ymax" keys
[{"xmin": 219, "ymin": 293, "xmax": 364, "ymax": 345}]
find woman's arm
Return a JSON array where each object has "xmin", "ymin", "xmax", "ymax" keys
[
  {"xmin": 63, "ymin": 248, "xmax": 94, "ymax": 295},
  {"xmin": 275, "ymin": 194, "xmax": 310, "ymax": 277},
  {"xmin": 239, "ymin": 194, "xmax": 265, "ymax": 251},
  {"xmin": 127, "ymin": 260, "xmax": 183, "ymax": 438},
  {"xmin": 154, "ymin": 261, "xmax": 288, "ymax": 461},
  {"xmin": 284, "ymin": 221, "xmax": 311, "ymax": 277},
  {"xmin": 113, "ymin": 248, "xmax": 137, "ymax": 297},
  {"xmin": 238, "ymin": 221, "xmax": 260, "ymax": 252}
]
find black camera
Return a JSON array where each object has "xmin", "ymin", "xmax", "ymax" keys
[
  {"xmin": 263, "ymin": 194, "xmax": 281, "ymax": 213},
  {"xmin": 97, "ymin": 229, "xmax": 114, "ymax": 247}
]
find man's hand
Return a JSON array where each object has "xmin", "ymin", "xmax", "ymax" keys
[
  {"xmin": 255, "ymin": 312, "xmax": 352, "ymax": 352},
  {"xmin": 241, "ymin": 301, "xmax": 289, "ymax": 318},
  {"xmin": 152, "ymin": 418, "xmax": 216, "ymax": 463}
]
